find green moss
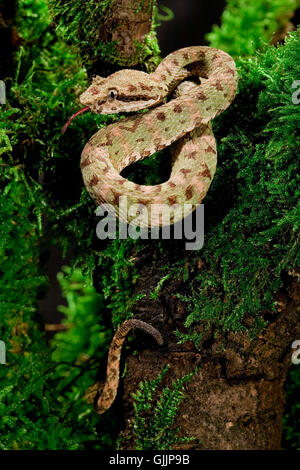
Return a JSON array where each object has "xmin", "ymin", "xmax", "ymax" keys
[
  {"xmin": 50, "ymin": 266, "xmax": 118, "ymax": 450},
  {"xmin": 97, "ymin": 238, "xmax": 143, "ymax": 327},
  {"xmin": 0, "ymin": 0, "xmax": 116, "ymax": 449},
  {"xmin": 0, "ymin": 171, "xmax": 75, "ymax": 449},
  {"xmin": 52, "ymin": 266, "xmax": 108, "ymax": 363},
  {"xmin": 48, "ymin": 0, "xmax": 114, "ymax": 65},
  {"xmin": 134, "ymin": 3, "xmax": 162, "ymax": 72},
  {"xmin": 0, "ymin": 0, "xmax": 162, "ymax": 449},
  {"xmin": 48, "ymin": 0, "xmax": 160, "ymax": 69},
  {"xmin": 206, "ymin": 0, "xmax": 300, "ymax": 58},
  {"xmin": 283, "ymin": 366, "xmax": 300, "ymax": 449},
  {"xmin": 176, "ymin": 31, "xmax": 300, "ymax": 340},
  {"xmin": 121, "ymin": 365, "xmax": 196, "ymax": 450}
]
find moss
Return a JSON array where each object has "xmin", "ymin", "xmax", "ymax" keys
[
  {"xmin": 206, "ymin": 0, "xmax": 300, "ymax": 58},
  {"xmin": 175, "ymin": 31, "xmax": 300, "ymax": 340},
  {"xmin": 0, "ymin": 0, "xmax": 108, "ymax": 449},
  {"xmin": 0, "ymin": 170, "xmax": 77, "ymax": 449},
  {"xmin": 48, "ymin": 0, "xmax": 115, "ymax": 66},
  {"xmin": 96, "ymin": 238, "xmax": 142, "ymax": 328},
  {"xmin": 134, "ymin": 3, "xmax": 162, "ymax": 72},
  {"xmin": 0, "ymin": 0, "xmax": 161, "ymax": 449},
  {"xmin": 48, "ymin": 0, "xmax": 160, "ymax": 70},
  {"xmin": 283, "ymin": 366, "xmax": 300, "ymax": 449},
  {"xmin": 120, "ymin": 365, "xmax": 196, "ymax": 450},
  {"xmin": 50, "ymin": 266, "xmax": 118, "ymax": 450}
]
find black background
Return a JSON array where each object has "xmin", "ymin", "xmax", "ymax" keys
[{"xmin": 157, "ymin": 0, "xmax": 226, "ymax": 55}]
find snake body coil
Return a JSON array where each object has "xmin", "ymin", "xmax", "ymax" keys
[{"xmin": 76, "ymin": 46, "xmax": 238, "ymax": 227}]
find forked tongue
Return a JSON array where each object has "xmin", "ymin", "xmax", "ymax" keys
[{"xmin": 61, "ymin": 106, "xmax": 90, "ymax": 135}]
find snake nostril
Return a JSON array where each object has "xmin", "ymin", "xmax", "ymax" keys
[{"xmin": 80, "ymin": 93, "xmax": 93, "ymax": 106}]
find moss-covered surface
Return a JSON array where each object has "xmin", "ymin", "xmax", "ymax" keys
[
  {"xmin": 48, "ymin": 0, "xmax": 161, "ymax": 72},
  {"xmin": 283, "ymin": 365, "xmax": 300, "ymax": 449},
  {"xmin": 120, "ymin": 365, "xmax": 197, "ymax": 450},
  {"xmin": 0, "ymin": 0, "xmax": 141, "ymax": 450},
  {"xmin": 206, "ymin": 0, "xmax": 300, "ymax": 58},
  {"xmin": 0, "ymin": 0, "xmax": 299, "ymax": 449},
  {"xmin": 176, "ymin": 31, "xmax": 300, "ymax": 339}
]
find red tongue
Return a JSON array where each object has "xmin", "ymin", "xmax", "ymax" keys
[{"xmin": 61, "ymin": 106, "xmax": 90, "ymax": 135}]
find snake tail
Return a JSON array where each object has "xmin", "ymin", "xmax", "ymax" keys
[{"xmin": 96, "ymin": 319, "xmax": 163, "ymax": 414}]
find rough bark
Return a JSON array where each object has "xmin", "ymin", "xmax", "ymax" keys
[
  {"xmin": 100, "ymin": 0, "xmax": 155, "ymax": 64},
  {"xmin": 118, "ymin": 252, "xmax": 300, "ymax": 450},
  {"xmin": 87, "ymin": 0, "xmax": 156, "ymax": 77}
]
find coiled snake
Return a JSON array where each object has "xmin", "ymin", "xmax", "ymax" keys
[{"xmin": 63, "ymin": 46, "xmax": 237, "ymax": 413}]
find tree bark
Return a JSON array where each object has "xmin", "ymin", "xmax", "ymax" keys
[
  {"xmin": 119, "ymin": 255, "xmax": 300, "ymax": 450},
  {"xmin": 98, "ymin": 0, "xmax": 155, "ymax": 65},
  {"xmin": 82, "ymin": 0, "xmax": 156, "ymax": 77}
]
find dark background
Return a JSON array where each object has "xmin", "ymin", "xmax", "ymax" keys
[{"xmin": 157, "ymin": 0, "xmax": 226, "ymax": 54}]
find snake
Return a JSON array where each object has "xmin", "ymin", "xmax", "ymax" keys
[
  {"xmin": 86, "ymin": 319, "xmax": 163, "ymax": 414},
  {"xmin": 63, "ymin": 46, "xmax": 238, "ymax": 227},
  {"xmin": 62, "ymin": 46, "xmax": 237, "ymax": 413}
]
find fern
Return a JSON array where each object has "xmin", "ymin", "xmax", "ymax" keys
[{"xmin": 130, "ymin": 366, "xmax": 196, "ymax": 450}]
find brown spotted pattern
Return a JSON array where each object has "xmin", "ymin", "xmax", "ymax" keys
[
  {"xmin": 95, "ymin": 320, "xmax": 163, "ymax": 414},
  {"xmin": 79, "ymin": 46, "xmax": 238, "ymax": 227}
]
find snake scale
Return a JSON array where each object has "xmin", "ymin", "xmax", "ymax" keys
[{"xmin": 63, "ymin": 46, "xmax": 237, "ymax": 413}]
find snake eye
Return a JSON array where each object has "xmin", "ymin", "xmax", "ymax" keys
[{"xmin": 108, "ymin": 89, "xmax": 118, "ymax": 99}]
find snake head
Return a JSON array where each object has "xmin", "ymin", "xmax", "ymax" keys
[{"xmin": 79, "ymin": 70, "xmax": 166, "ymax": 114}]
